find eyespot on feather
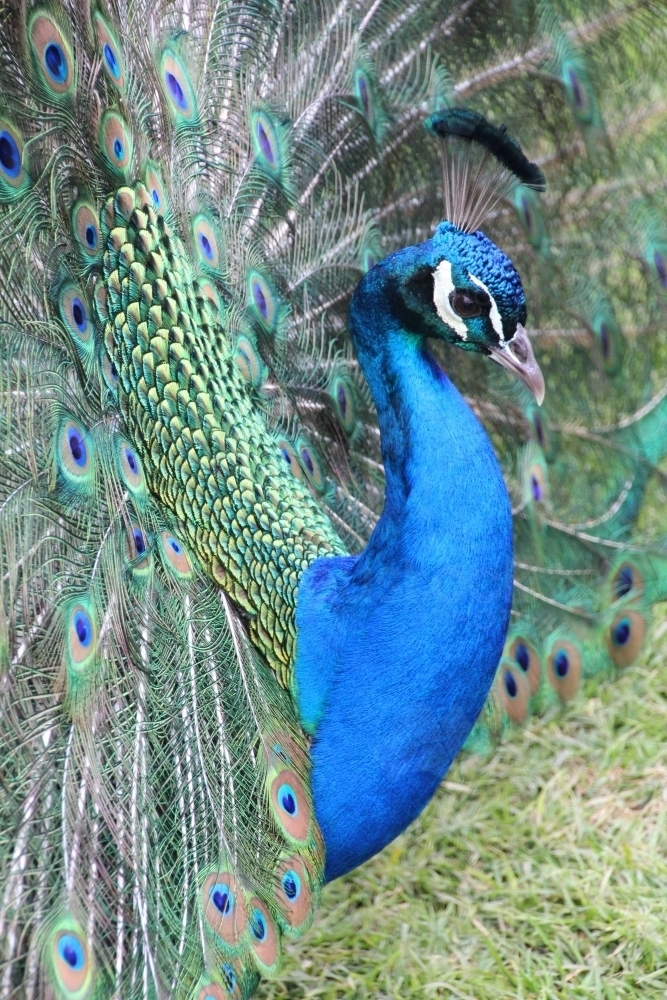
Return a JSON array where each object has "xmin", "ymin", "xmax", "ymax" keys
[
  {"xmin": 159, "ymin": 49, "xmax": 197, "ymax": 121},
  {"xmin": 101, "ymin": 353, "xmax": 119, "ymax": 395},
  {"xmin": 354, "ymin": 68, "xmax": 375, "ymax": 129},
  {"xmin": 59, "ymin": 285, "xmax": 93, "ymax": 347},
  {"xmin": 331, "ymin": 376, "xmax": 356, "ymax": 433},
  {"xmin": 159, "ymin": 530, "xmax": 193, "ymax": 578},
  {"xmin": 526, "ymin": 461, "xmax": 547, "ymax": 504},
  {"xmin": 47, "ymin": 922, "xmax": 93, "ymax": 998},
  {"xmin": 247, "ymin": 271, "xmax": 277, "ymax": 331},
  {"xmin": 276, "ymin": 440, "xmax": 304, "ymax": 481},
  {"xmin": 201, "ymin": 871, "xmax": 247, "ymax": 948},
  {"xmin": 611, "ymin": 561, "xmax": 644, "ymax": 601},
  {"xmin": 234, "ymin": 335, "xmax": 263, "ymax": 387},
  {"xmin": 508, "ymin": 636, "xmax": 541, "ymax": 695},
  {"xmin": 57, "ymin": 419, "xmax": 94, "ymax": 486},
  {"xmin": 144, "ymin": 163, "xmax": 168, "ymax": 214},
  {"xmin": 264, "ymin": 731, "xmax": 309, "ymax": 772},
  {"xmin": 296, "ymin": 437, "xmax": 325, "ymax": 492},
  {"xmin": 193, "ymin": 215, "xmax": 220, "ymax": 269},
  {"xmin": 251, "ymin": 110, "xmax": 281, "ymax": 173},
  {"xmin": 546, "ymin": 639, "xmax": 582, "ymax": 701},
  {"xmin": 246, "ymin": 897, "xmax": 280, "ymax": 973},
  {"xmin": 116, "ymin": 438, "xmax": 146, "ymax": 496},
  {"xmin": 125, "ymin": 522, "xmax": 151, "ymax": 574},
  {"xmin": 195, "ymin": 279, "xmax": 221, "ymax": 317},
  {"xmin": 606, "ymin": 609, "xmax": 646, "ymax": 668},
  {"xmin": 29, "ymin": 12, "xmax": 74, "ymax": 96},
  {"xmin": 99, "ymin": 111, "xmax": 133, "ymax": 177},
  {"xmin": 93, "ymin": 283, "xmax": 109, "ymax": 321},
  {"xmin": 269, "ymin": 769, "xmax": 311, "ymax": 843},
  {"xmin": 362, "ymin": 247, "xmax": 377, "ymax": 273},
  {"xmin": 92, "ymin": 12, "xmax": 125, "ymax": 89},
  {"xmin": 71, "ymin": 201, "xmax": 101, "ymax": 258},
  {"xmin": 496, "ymin": 660, "xmax": 530, "ymax": 724},
  {"xmin": 274, "ymin": 855, "xmax": 312, "ymax": 932},
  {"xmin": 0, "ymin": 120, "xmax": 29, "ymax": 198},
  {"xmin": 67, "ymin": 604, "xmax": 97, "ymax": 667}
]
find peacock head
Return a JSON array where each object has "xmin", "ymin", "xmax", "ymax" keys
[{"xmin": 366, "ymin": 220, "xmax": 544, "ymax": 404}]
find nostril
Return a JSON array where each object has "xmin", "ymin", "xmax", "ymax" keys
[{"xmin": 510, "ymin": 337, "xmax": 528, "ymax": 363}]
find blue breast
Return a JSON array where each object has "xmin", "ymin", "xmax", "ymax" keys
[{"xmin": 293, "ymin": 330, "xmax": 513, "ymax": 881}]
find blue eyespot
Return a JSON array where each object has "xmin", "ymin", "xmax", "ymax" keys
[
  {"xmin": 504, "ymin": 671, "xmax": 518, "ymax": 699},
  {"xmin": 71, "ymin": 297, "xmax": 87, "ymax": 333},
  {"xmin": 278, "ymin": 783, "xmax": 297, "ymax": 816},
  {"xmin": 357, "ymin": 75, "xmax": 370, "ymax": 119},
  {"xmin": 125, "ymin": 448, "xmax": 138, "ymax": 474},
  {"xmin": 0, "ymin": 131, "xmax": 20, "ymax": 178},
  {"xmin": 300, "ymin": 447, "xmax": 314, "ymax": 476},
  {"xmin": 337, "ymin": 382, "xmax": 348, "ymax": 419},
  {"xmin": 615, "ymin": 566, "xmax": 633, "ymax": 598},
  {"xmin": 68, "ymin": 427, "xmax": 87, "ymax": 467},
  {"xmin": 599, "ymin": 323, "xmax": 610, "ymax": 359},
  {"xmin": 533, "ymin": 413, "xmax": 544, "ymax": 446},
  {"xmin": 252, "ymin": 279, "xmax": 268, "ymax": 318},
  {"xmin": 210, "ymin": 883, "xmax": 233, "ymax": 915},
  {"xmin": 520, "ymin": 194, "xmax": 532, "ymax": 232},
  {"xmin": 280, "ymin": 447, "xmax": 292, "ymax": 467},
  {"xmin": 57, "ymin": 933, "xmax": 85, "ymax": 969},
  {"xmin": 198, "ymin": 232, "xmax": 213, "ymax": 260},
  {"xmin": 84, "ymin": 224, "xmax": 97, "ymax": 249},
  {"xmin": 515, "ymin": 642, "xmax": 530, "ymax": 671},
  {"xmin": 281, "ymin": 869, "xmax": 301, "ymax": 901},
  {"xmin": 103, "ymin": 42, "xmax": 119, "ymax": 78},
  {"xmin": 73, "ymin": 610, "xmax": 93, "ymax": 648},
  {"xmin": 612, "ymin": 617, "xmax": 631, "ymax": 647},
  {"xmin": 221, "ymin": 964, "xmax": 237, "ymax": 992},
  {"xmin": 45, "ymin": 42, "xmax": 67, "ymax": 83},
  {"xmin": 133, "ymin": 527, "xmax": 146, "ymax": 555},
  {"xmin": 166, "ymin": 71, "xmax": 187, "ymax": 109},
  {"xmin": 113, "ymin": 138, "xmax": 124, "ymax": 160},
  {"xmin": 250, "ymin": 909, "xmax": 267, "ymax": 941},
  {"xmin": 654, "ymin": 251, "xmax": 667, "ymax": 288},
  {"xmin": 193, "ymin": 217, "xmax": 220, "ymax": 268},
  {"xmin": 567, "ymin": 69, "xmax": 585, "ymax": 111},
  {"xmin": 257, "ymin": 121, "xmax": 275, "ymax": 166},
  {"xmin": 168, "ymin": 537, "xmax": 182, "ymax": 555},
  {"xmin": 152, "ymin": 188, "xmax": 160, "ymax": 206},
  {"xmin": 530, "ymin": 475, "xmax": 542, "ymax": 502},
  {"xmin": 554, "ymin": 649, "xmax": 569, "ymax": 678}
]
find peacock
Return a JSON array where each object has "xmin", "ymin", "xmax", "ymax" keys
[{"xmin": 1, "ymin": 0, "xmax": 667, "ymax": 996}]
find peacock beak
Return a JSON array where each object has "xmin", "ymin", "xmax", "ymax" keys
[{"xmin": 488, "ymin": 323, "xmax": 545, "ymax": 405}]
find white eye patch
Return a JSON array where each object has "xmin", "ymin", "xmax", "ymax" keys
[
  {"xmin": 469, "ymin": 274, "xmax": 504, "ymax": 342},
  {"xmin": 433, "ymin": 260, "xmax": 468, "ymax": 340},
  {"xmin": 432, "ymin": 260, "xmax": 505, "ymax": 343}
]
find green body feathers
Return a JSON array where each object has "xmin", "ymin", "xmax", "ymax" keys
[{"xmin": 1, "ymin": 0, "xmax": 667, "ymax": 997}]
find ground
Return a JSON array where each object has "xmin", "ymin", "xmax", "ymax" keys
[{"xmin": 259, "ymin": 618, "xmax": 667, "ymax": 999}]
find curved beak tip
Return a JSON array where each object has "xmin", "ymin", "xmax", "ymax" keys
[{"xmin": 489, "ymin": 324, "xmax": 545, "ymax": 406}]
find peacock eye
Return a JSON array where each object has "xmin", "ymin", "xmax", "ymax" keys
[{"xmin": 449, "ymin": 290, "xmax": 482, "ymax": 319}]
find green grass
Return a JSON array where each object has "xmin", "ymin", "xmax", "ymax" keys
[{"xmin": 259, "ymin": 620, "xmax": 667, "ymax": 999}]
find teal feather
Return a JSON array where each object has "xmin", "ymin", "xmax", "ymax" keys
[{"xmin": 1, "ymin": 0, "xmax": 667, "ymax": 995}]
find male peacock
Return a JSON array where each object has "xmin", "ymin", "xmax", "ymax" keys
[{"xmin": 1, "ymin": 0, "xmax": 667, "ymax": 998}]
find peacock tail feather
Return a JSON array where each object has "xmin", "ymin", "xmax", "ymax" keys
[{"xmin": 1, "ymin": 0, "xmax": 667, "ymax": 996}]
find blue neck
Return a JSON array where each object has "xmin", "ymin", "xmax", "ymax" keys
[{"xmin": 293, "ymin": 266, "xmax": 513, "ymax": 881}]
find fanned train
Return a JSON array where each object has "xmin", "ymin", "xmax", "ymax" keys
[{"xmin": 0, "ymin": 0, "xmax": 666, "ymax": 997}]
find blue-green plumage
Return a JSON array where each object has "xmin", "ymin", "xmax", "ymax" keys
[{"xmin": 295, "ymin": 225, "xmax": 529, "ymax": 878}]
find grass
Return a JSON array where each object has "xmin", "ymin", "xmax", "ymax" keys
[{"xmin": 258, "ymin": 618, "xmax": 667, "ymax": 999}]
